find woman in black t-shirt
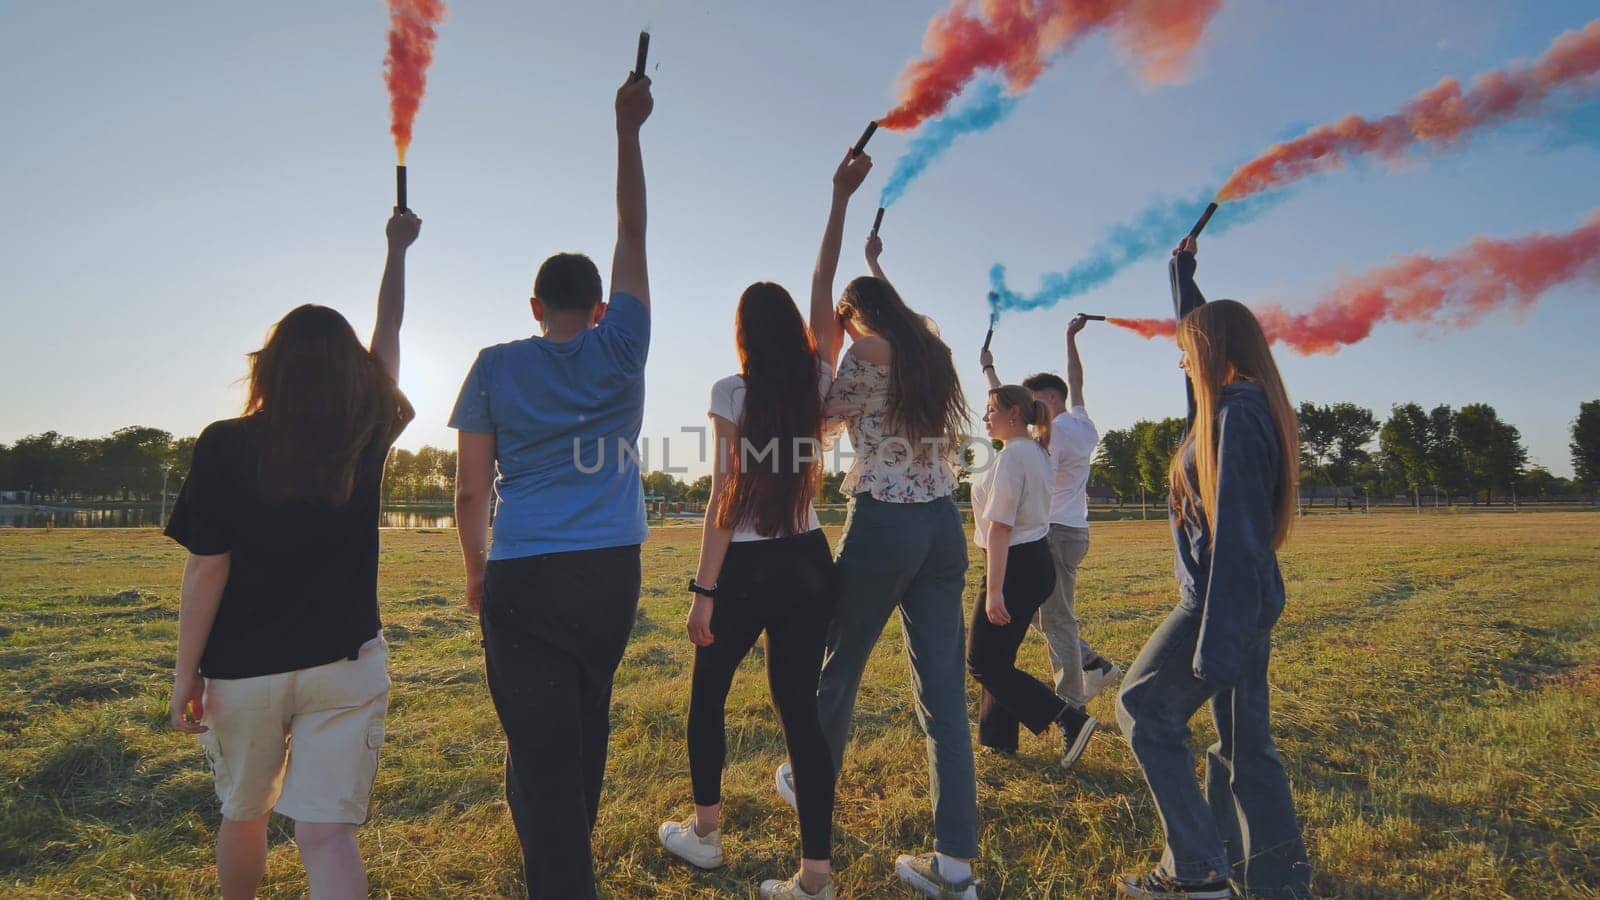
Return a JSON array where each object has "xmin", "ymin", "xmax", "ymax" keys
[{"xmin": 165, "ymin": 211, "xmax": 418, "ymax": 899}]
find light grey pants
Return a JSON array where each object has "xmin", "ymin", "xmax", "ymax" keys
[{"xmin": 1032, "ymin": 524, "xmax": 1093, "ymax": 705}]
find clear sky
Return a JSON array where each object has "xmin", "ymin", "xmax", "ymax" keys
[{"xmin": 3, "ymin": 0, "xmax": 1596, "ymax": 477}]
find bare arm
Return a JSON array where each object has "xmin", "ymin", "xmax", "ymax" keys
[
  {"xmin": 812, "ymin": 150, "xmax": 873, "ymax": 369},
  {"xmin": 455, "ymin": 431, "xmax": 496, "ymax": 612},
  {"xmin": 1066, "ymin": 314, "xmax": 1087, "ymax": 408},
  {"xmin": 371, "ymin": 210, "xmax": 421, "ymax": 381},
  {"xmin": 688, "ymin": 416, "xmax": 739, "ymax": 647},
  {"xmin": 865, "ymin": 232, "xmax": 888, "ymax": 283},
  {"xmin": 170, "ymin": 552, "xmax": 230, "ymax": 733},
  {"xmin": 978, "ymin": 347, "xmax": 1001, "ymax": 390},
  {"xmin": 610, "ymin": 76, "xmax": 654, "ymax": 308},
  {"xmin": 984, "ymin": 523, "xmax": 1013, "ymax": 625}
]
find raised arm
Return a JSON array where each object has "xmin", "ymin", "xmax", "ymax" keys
[
  {"xmin": 610, "ymin": 75, "xmax": 654, "ymax": 308},
  {"xmin": 978, "ymin": 346, "xmax": 1001, "ymax": 391},
  {"xmin": 1066, "ymin": 314, "xmax": 1087, "ymax": 408},
  {"xmin": 865, "ymin": 231, "xmax": 889, "ymax": 283},
  {"xmin": 1169, "ymin": 236, "xmax": 1207, "ymax": 427},
  {"xmin": 371, "ymin": 210, "xmax": 422, "ymax": 381},
  {"xmin": 812, "ymin": 150, "xmax": 873, "ymax": 369}
]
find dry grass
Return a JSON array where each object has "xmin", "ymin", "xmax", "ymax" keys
[{"xmin": 2, "ymin": 512, "xmax": 1598, "ymax": 897}]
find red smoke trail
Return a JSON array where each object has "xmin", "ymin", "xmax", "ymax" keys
[
  {"xmin": 881, "ymin": 0, "xmax": 1221, "ymax": 131},
  {"xmin": 1108, "ymin": 212, "xmax": 1600, "ymax": 354},
  {"xmin": 1217, "ymin": 19, "xmax": 1600, "ymax": 201},
  {"xmin": 385, "ymin": 0, "xmax": 446, "ymax": 164}
]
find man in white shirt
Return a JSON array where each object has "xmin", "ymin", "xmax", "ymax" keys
[{"xmin": 980, "ymin": 315, "xmax": 1119, "ymax": 720}]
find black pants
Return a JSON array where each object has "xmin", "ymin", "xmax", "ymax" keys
[
  {"xmin": 480, "ymin": 545, "xmax": 642, "ymax": 900},
  {"xmin": 688, "ymin": 529, "xmax": 837, "ymax": 861},
  {"xmin": 966, "ymin": 538, "xmax": 1064, "ymax": 752}
]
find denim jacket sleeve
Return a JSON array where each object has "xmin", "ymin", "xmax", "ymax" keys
[
  {"xmin": 1193, "ymin": 398, "xmax": 1278, "ymax": 687},
  {"xmin": 1169, "ymin": 251, "xmax": 1206, "ymax": 428}
]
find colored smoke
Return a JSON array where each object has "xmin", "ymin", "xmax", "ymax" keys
[
  {"xmin": 1106, "ymin": 212, "xmax": 1600, "ymax": 354},
  {"xmin": 881, "ymin": 0, "xmax": 1221, "ymax": 131},
  {"xmin": 385, "ymin": 0, "xmax": 447, "ymax": 163},
  {"xmin": 987, "ymin": 188, "xmax": 1286, "ymax": 317},
  {"xmin": 880, "ymin": 82, "xmax": 1019, "ymax": 208},
  {"xmin": 1217, "ymin": 19, "xmax": 1600, "ymax": 201}
]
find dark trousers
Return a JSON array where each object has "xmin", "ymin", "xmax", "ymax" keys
[
  {"xmin": 688, "ymin": 529, "xmax": 837, "ymax": 861},
  {"xmin": 480, "ymin": 545, "xmax": 642, "ymax": 900},
  {"xmin": 966, "ymin": 538, "xmax": 1064, "ymax": 752}
]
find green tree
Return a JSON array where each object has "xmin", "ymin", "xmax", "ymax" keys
[
  {"xmin": 1572, "ymin": 400, "xmax": 1600, "ymax": 489},
  {"xmin": 1380, "ymin": 403, "xmax": 1431, "ymax": 509},
  {"xmin": 816, "ymin": 470, "xmax": 846, "ymax": 504},
  {"xmin": 1133, "ymin": 418, "xmax": 1186, "ymax": 499},
  {"xmin": 1092, "ymin": 428, "xmax": 1140, "ymax": 502},
  {"xmin": 642, "ymin": 471, "xmax": 687, "ymax": 501},
  {"xmin": 1455, "ymin": 403, "xmax": 1526, "ymax": 504},
  {"xmin": 1426, "ymin": 405, "xmax": 1467, "ymax": 504},
  {"xmin": 688, "ymin": 475, "xmax": 714, "ymax": 504}
]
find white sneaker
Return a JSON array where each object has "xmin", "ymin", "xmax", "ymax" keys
[
  {"xmin": 775, "ymin": 761, "xmax": 798, "ymax": 811},
  {"xmin": 895, "ymin": 852, "xmax": 978, "ymax": 899},
  {"xmin": 1082, "ymin": 660, "xmax": 1121, "ymax": 701},
  {"xmin": 760, "ymin": 873, "xmax": 837, "ymax": 899},
  {"xmin": 657, "ymin": 816, "xmax": 723, "ymax": 869}
]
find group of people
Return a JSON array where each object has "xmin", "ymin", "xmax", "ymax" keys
[{"xmin": 165, "ymin": 73, "xmax": 1311, "ymax": 900}]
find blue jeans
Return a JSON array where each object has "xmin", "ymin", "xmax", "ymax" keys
[
  {"xmin": 816, "ymin": 494, "xmax": 979, "ymax": 858},
  {"xmin": 1115, "ymin": 603, "xmax": 1310, "ymax": 896}
]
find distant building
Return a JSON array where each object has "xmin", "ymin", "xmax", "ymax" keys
[
  {"xmin": 0, "ymin": 490, "xmax": 32, "ymax": 504},
  {"xmin": 1087, "ymin": 485, "xmax": 1120, "ymax": 505}
]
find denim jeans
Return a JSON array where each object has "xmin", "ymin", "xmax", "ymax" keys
[
  {"xmin": 1115, "ymin": 603, "xmax": 1310, "ymax": 895},
  {"xmin": 816, "ymin": 493, "xmax": 979, "ymax": 858}
]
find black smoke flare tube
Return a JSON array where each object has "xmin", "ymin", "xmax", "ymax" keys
[
  {"xmin": 1079, "ymin": 314, "xmax": 1106, "ymax": 321},
  {"xmin": 851, "ymin": 121, "xmax": 878, "ymax": 156},
  {"xmin": 396, "ymin": 165, "xmax": 408, "ymax": 212},
  {"xmin": 1188, "ymin": 201, "xmax": 1218, "ymax": 238},
  {"xmin": 870, "ymin": 206, "xmax": 885, "ymax": 236},
  {"xmin": 981, "ymin": 327, "xmax": 994, "ymax": 352},
  {"xmin": 633, "ymin": 31, "xmax": 650, "ymax": 81}
]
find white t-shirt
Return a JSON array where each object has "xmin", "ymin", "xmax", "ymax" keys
[
  {"xmin": 708, "ymin": 364, "xmax": 831, "ymax": 542},
  {"xmin": 971, "ymin": 438, "xmax": 1053, "ymax": 550},
  {"xmin": 1048, "ymin": 405, "xmax": 1099, "ymax": 528}
]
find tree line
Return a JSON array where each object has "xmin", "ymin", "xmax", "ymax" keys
[{"xmin": 4, "ymin": 400, "xmax": 1596, "ymax": 505}]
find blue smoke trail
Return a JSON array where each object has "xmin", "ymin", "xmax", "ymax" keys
[
  {"xmin": 880, "ymin": 81, "xmax": 1019, "ymax": 209},
  {"xmin": 988, "ymin": 188, "xmax": 1288, "ymax": 318}
]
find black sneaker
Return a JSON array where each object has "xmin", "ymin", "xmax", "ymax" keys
[
  {"xmin": 1116, "ymin": 869, "xmax": 1233, "ymax": 898},
  {"xmin": 1057, "ymin": 706, "xmax": 1098, "ymax": 769}
]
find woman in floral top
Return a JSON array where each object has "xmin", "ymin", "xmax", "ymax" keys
[{"xmin": 772, "ymin": 148, "xmax": 981, "ymax": 900}]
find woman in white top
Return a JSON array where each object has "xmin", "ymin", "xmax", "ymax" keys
[
  {"xmin": 656, "ymin": 282, "xmax": 839, "ymax": 900},
  {"xmin": 967, "ymin": 386, "xmax": 1098, "ymax": 767}
]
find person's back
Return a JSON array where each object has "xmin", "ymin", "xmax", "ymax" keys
[{"xmin": 449, "ymin": 74, "xmax": 654, "ymax": 900}]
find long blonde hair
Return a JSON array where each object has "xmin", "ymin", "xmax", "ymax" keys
[
  {"xmin": 990, "ymin": 385, "xmax": 1052, "ymax": 451},
  {"xmin": 1167, "ymin": 300, "xmax": 1299, "ymax": 549}
]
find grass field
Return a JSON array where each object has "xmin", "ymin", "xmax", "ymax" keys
[{"xmin": 2, "ymin": 513, "xmax": 1598, "ymax": 898}]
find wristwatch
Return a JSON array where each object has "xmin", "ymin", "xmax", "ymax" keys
[{"xmin": 688, "ymin": 578, "xmax": 719, "ymax": 598}]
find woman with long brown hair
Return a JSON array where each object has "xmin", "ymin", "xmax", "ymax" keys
[
  {"xmin": 656, "ymin": 282, "xmax": 839, "ymax": 900},
  {"xmin": 772, "ymin": 150, "xmax": 980, "ymax": 900},
  {"xmin": 1115, "ymin": 236, "xmax": 1310, "ymax": 900},
  {"xmin": 165, "ymin": 211, "xmax": 419, "ymax": 899}
]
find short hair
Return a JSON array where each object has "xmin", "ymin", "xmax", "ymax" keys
[
  {"xmin": 534, "ymin": 253, "xmax": 603, "ymax": 311},
  {"xmin": 1021, "ymin": 372, "xmax": 1068, "ymax": 402}
]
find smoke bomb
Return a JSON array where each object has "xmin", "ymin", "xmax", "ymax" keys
[
  {"xmin": 851, "ymin": 121, "xmax": 879, "ymax": 156},
  {"xmin": 396, "ymin": 165, "xmax": 408, "ymax": 212},
  {"xmin": 871, "ymin": 207, "xmax": 885, "ymax": 236},
  {"xmin": 981, "ymin": 328, "xmax": 994, "ymax": 352},
  {"xmin": 1079, "ymin": 314, "xmax": 1106, "ymax": 321},
  {"xmin": 1188, "ymin": 202, "xmax": 1218, "ymax": 238},
  {"xmin": 633, "ymin": 31, "xmax": 650, "ymax": 81}
]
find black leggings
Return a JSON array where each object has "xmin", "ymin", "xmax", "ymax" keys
[
  {"xmin": 687, "ymin": 529, "xmax": 837, "ymax": 861},
  {"xmin": 966, "ymin": 537, "xmax": 1064, "ymax": 752}
]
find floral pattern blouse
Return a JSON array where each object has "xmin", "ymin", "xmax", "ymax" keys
[{"xmin": 823, "ymin": 352, "xmax": 959, "ymax": 503}]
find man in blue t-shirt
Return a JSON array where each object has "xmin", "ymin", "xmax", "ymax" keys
[{"xmin": 449, "ymin": 74, "xmax": 653, "ymax": 900}]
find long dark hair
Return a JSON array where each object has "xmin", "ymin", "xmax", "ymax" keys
[
  {"xmin": 245, "ymin": 304, "xmax": 410, "ymax": 505},
  {"xmin": 838, "ymin": 276, "xmax": 969, "ymax": 452},
  {"xmin": 715, "ymin": 283, "xmax": 822, "ymax": 538}
]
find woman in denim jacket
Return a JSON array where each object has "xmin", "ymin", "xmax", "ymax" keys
[{"xmin": 1115, "ymin": 236, "xmax": 1311, "ymax": 900}]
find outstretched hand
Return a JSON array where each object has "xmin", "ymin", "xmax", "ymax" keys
[
  {"xmin": 833, "ymin": 149, "xmax": 872, "ymax": 199},
  {"xmin": 1173, "ymin": 236, "xmax": 1198, "ymax": 257},
  {"xmin": 616, "ymin": 75, "xmax": 654, "ymax": 132},
  {"xmin": 387, "ymin": 209, "xmax": 421, "ymax": 250},
  {"xmin": 1067, "ymin": 314, "xmax": 1089, "ymax": 338}
]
